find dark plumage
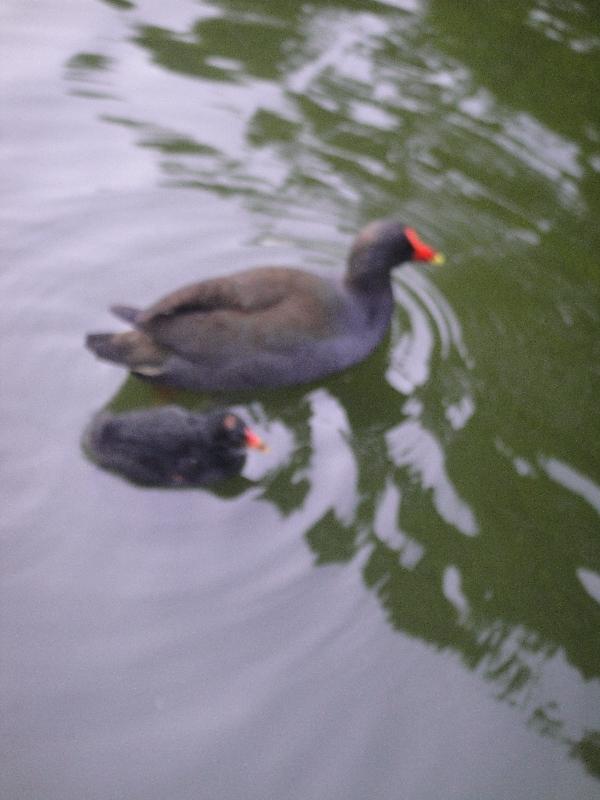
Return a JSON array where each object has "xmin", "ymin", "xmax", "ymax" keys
[
  {"xmin": 83, "ymin": 406, "xmax": 266, "ymax": 487},
  {"xmin": 86, "ymin": 218, "xmax": 443, "ymax": 391}
]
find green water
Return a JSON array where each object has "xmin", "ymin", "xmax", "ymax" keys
[{"xmin": 2, "ymin": 1, "xmax": 599, "ymax": 798}]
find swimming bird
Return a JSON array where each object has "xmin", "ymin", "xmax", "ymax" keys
[
  {"xmin": 84, "ymin": 406, "xmax": 266, "ymax": 487},
  {"xmin": 86, "ymin": 218, "xmax": 443, "ymax": 391}
]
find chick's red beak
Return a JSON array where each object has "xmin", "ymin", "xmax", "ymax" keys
[
  {"xmin": 244, "ymin": 427, "xmax": 268, "ymax": 451},
  {"xmin": 405, "ymin": 227, "xmax": 445, "ymax": 264}
]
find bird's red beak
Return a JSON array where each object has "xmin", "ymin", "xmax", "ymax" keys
[
  {"xmin": 244, "ymin": 427, "xmax": 268, "ymax": 451},
  {"xmin": 405, "ymin": 227, "xmax": 445, "ymax": 264}
]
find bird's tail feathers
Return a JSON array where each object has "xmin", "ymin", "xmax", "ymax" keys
[
  {"xmin": 85, "ymin": 330, "xmax": 165, "ymax": 373},
  {"xmin": 110, "ymin": 304, "xmax": 142, "ymax": 325}
]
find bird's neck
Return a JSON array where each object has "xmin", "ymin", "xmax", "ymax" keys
[
  {"xmin": 345, "ymin": 265, "xmax": 394, "ymax": 296},
  {"xmin": 345, "ymin": 275, "xmax": 395, "ymax": 326}
]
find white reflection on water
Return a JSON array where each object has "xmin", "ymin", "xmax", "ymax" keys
[
  {"xmin": 287, "ymin": 12, "xmax": 387, "ymax": 96},
  {"xmin": 445, "ymin": 394, "xmax": 475, "ymax": 431},
  {"xmin": 386, "ymin": 418, "xmax": 479, "ymax": 537},
  {"xmin": 540, "ymin": 456, "xmax": 600, "ymax": 517},
  {"xmin": 469, "ymin": 619, "xmax": 600, "ymax": 747},
  {"xmin": 500, "ymin": 113, "xmax": 582, "ymax": 182},
  {"xmin": 386, "ymin": 282, "xmax": 433, "ymax": 393},
  {"xmin": 576, "ymin": 569, "xmax": 600, "ymax": 606},
  {"xmin": 496, "ymin": 439, "xmax": 538, "ymax": 478},
  {"xmin": 388, "ymin": 264, "xmax": 472, "ymax": 394},
  {"xmin": 294, "ymin": 389, "xmax": 358, "ymax": 527},
  {"xmin": 373, "ymin": 479, "xmax": 425, "ymax": 568},
  {"xmin": 382, "ymin": 254, "xmax": 478, "ymax": 537},
  {"xmin": 376, "ymin": 0, "xmax": 422, "ymax": 12},
  {"xmin": 442, "ymin": 565, "xmax": 469, "ymax": 621},
  {"xmin": 527, "ymin": 3, "xmax": 600, "ymax": 54}
]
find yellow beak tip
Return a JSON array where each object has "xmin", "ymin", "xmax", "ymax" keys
[{"xmin": 431, "ymin": 253, "xmax": 446, "ymax": 265}]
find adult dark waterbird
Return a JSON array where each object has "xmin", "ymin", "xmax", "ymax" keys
[
  {"xmin": 84, "ymin": 406, "xmax": 266, "ymax": 487},
  {"xmin": 86, "ymin": 219, "xmax": 444, "ymax": 391}
]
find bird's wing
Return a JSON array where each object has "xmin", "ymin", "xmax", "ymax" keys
[{"xmin": 137, "ymin": 267, "xmax": 342, "ymax": 363}]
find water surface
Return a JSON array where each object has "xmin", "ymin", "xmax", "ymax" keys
[{"xmin": 2, "ymin": 1, "xmax": 600, "ymax": 798}]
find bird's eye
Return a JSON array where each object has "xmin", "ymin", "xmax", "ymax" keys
[{"xmin": 222, "ymin": 414, "xmax": 237, "ymax": 431}]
